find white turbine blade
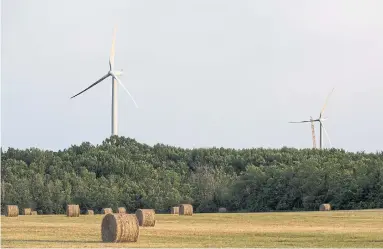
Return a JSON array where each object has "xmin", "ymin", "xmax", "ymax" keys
[
  {"xmin": 70, "ymin": 73, "xmax": 110, "ymax": 99},
  {"xmin": 320, "ymin": 88, "xmax": 335, "ymax": 117},
  {"xmin": 289, "ymin": 120, "xmax": 312, "ymax": 123},
  {"xmin": 114, "ymin": 76, "xmax": 139, "ymax": 108},
  {"xmin": 109, "ymin": 25, "xmax": 117, "ymax": 71},
  {"xmin": 320, "ymin": 121, "xmax": 332, "ymax": 148}
]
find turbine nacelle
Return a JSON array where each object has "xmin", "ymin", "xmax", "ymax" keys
[{"xmin": 110, "ymin": 70, "xmax": 123, "ymax": 77}]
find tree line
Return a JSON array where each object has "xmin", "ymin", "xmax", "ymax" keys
[{"xmin": 1, "ymin": 136, "xmax": 383, "ymax": 214}]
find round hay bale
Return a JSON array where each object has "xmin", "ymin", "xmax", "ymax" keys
[
  {"xmin": 5, "ymin": 205, "xmax": 19, "ymax": 217},
  {"xmin": 218, "ymin": 207, "xmax": 227, "ymax": 213},
  {"xmin": 135, "ymin": 209, "xmax": 156, "ymax": 227},
  {"xmin": 319, "ymin": 203, "xmax": 331, "ymax": 211},
  {"xmin": 118, "ymin": 207, "xmax": 126, "ymax": 213},
  {"xmin": 102, "ymin": 208, "xmax": 113, "ymax": 214},
  {"xmin": 179, "ymin": 204, "xmax": 193, "ymax": 216},
  {"xmin": 170, "ymin": 206, "xmax": 179, "ymax": 215},
  {"xmin": 66, "ymin": 204, "xmax": 80, "ymax": 217},
  {"xmin": 31, "ymin": 211, "xmax": 38, "ymax": 215},
  {"xmin": 86, "ymin": 209, "xmax": 94, "ymax": 215},
  {"xmin": 101, "ymin": 213, "xmax": 139, "ymax": 242},
  {"xmin": 23, "ymin": 208, "xmax": 32, "ymax": 215}
]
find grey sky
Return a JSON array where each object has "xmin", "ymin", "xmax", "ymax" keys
[{"xmin": 2, "ymin": 0, "xmax": 383, "ymax": 152}]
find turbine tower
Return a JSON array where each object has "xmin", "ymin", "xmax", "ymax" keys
[
  {"xmin": 70, "ymin": 26, "xmax": 138, "ymax": 136},
  {"xmin": 310, "ymin": 116, "xmax": 316, "ymax": 149},
  {"xmin": 110, "ymin": 26, "xmax": 118, "ymax": 135},
  {"xmin": 289, "ymin": 88, "xmax": 334, "ymax": 149}
]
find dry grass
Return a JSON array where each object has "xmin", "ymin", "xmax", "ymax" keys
[{"xmin": 1, "ymin": 210, "xmax": 383, "ymax": 248}]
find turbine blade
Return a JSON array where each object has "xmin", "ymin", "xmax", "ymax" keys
[
  {"xmin": 289, "ymin": 120, "xmax": 312, "ymax": 123},
  {"xmin": 109, "ymin": 25, "xmax": 117, "ymax": 71},
  {"xmin": 320, "ymin": 88, "xmax": 335, "ymax": 117},
  {"xmin": 320, "ymin": 121, "xmax": 333, "ymax": 148},
  {"xmin": 70, "ymin": 73, "xmax": 110, "ymax": 99},
  {"xmin": 114, "ymin": 76, "xmax": 139, "ymax": 108}
]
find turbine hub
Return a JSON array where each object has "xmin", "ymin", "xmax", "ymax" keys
[{"xmin": 110, "ymin": 70, "xmax": 123, "ymax": 76}]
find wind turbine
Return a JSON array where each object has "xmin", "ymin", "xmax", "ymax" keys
[
  {"xmin": 289, "ymin": 88, "xmax": 334, "ymax": 149},
  {"xmin": 70, "ymin": 26, "xmax": 138, "ymax": 136}
]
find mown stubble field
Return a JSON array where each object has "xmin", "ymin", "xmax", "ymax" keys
[{"xmin": 1, "ymin": 210, "xmax": 383, "ymax": 248}]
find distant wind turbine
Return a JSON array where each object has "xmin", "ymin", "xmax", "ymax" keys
[
  {"xmin": 70, "ymin": 26, "xmax": 138, "ymax": 136},
  {"xmin": 289, "ymin": 88, "xmax": 334, "ymax": 149}
]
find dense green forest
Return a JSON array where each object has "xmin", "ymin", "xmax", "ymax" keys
[{"xmin": 1, "ymin": 136, "xmax": 383, "ymax": 214}]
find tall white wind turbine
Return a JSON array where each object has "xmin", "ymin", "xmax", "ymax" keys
[
  {"xmin": 289, "ymin": 88, "xmax": 334, "ymax": 149},
  {"xmin": 70, "ymin": 26, "xmax": 138, "ymax": 136}
]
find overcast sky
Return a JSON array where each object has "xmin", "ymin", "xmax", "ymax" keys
[{"xmin": 2, "ymin": 0, "xmax": 383, "ymax": 152}]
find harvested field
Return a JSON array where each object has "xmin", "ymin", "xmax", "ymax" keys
[{"xmin": 1, "ymin": 210, "xmax": 383, "ymax": 248}]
